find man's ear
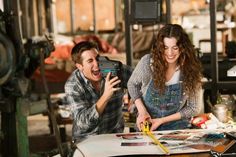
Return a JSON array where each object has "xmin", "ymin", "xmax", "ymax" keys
[{"xmin": 75, "ymin": 63, "xmax": 83, "ymax": 71}]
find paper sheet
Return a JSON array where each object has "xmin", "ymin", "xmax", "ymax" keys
[{"xmin": 74, "ymin": 129, "xmax": 228, "ymax": 157}]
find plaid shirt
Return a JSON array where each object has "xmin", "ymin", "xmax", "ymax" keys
[{"xmin": 65, "ymin": 66, "xmax": 132, "ymax": 141}]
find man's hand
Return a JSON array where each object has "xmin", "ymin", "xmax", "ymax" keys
[
  {"xmin": 103, "ymin": 72, "xmax": 121, "ymax": 100},
  {"xmin": 96, "ymin": 72, "xmax": 121, "ymax": 115}
]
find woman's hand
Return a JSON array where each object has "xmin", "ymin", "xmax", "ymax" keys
[
  {"xmin": 150, "ymin": 118, "xmax": 164, "ymax": 131},
  {"xmin": 136, "ymin": 111, "xmax": 151, "ymax": 131}
]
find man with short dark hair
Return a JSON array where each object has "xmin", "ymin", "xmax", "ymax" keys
[{"xmin": 65, "ymin": 41, "xmax": 131, "ymax": 142}]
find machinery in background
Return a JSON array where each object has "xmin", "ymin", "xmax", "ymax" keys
[{"xmin": 0, "ymin": 0, "xmax": 65, "ymax": 157}]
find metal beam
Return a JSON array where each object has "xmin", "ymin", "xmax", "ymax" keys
[
  {"xmin": 124, "ymin": 0, "xmax": 133, "ymax": 66},
  {"xmin": 209, "ymin": 0, "xmax": 218, "ymax": 104}
]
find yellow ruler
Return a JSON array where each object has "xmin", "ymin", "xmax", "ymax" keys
[{"xmin": 142, "ymin": 121, "xmax": 170, "ymax": 154}]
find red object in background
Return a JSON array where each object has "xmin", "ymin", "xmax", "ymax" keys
[
  {"xmin": 45, "ymin": 43, "xmax": 74, "ymax": 65},
  {"xmin": 32, "ymin": 43, "xmax": 73, "ymax": 83},
  {"xmin": 32, "ymin": 34, "xmax": 119, "ymax": 85},
  {"xmin": 191, "ymin": 114, "xmax": 209, "ymax": 128},
  {"xmin": 32, "ymin": 68, "xmax": 71, "ymax": 83},
  {"xmin": 74, "ymin": 35, "xmax": 119, "ymax": 54}
]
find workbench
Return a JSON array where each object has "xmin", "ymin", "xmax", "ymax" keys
[{"xmin": 73, "ymin": 129, "xmax": 235, "ymax": 157}]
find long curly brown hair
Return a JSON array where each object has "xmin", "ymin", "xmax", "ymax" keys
[{"xmin": 151, "ymin": 24, "xmax": 203, "ymax": 97}]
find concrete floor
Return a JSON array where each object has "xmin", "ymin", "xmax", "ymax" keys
[
  {"xmin": 28, "ymin": 114, "xmax": 72, "ymax": 154},
  {"xmin": 28, "ymin": 114, "xmax": 72, "ymax": 136},
  {"xmin": 28, "ymin": 114, "xmax": 51, "ymax": 136}
]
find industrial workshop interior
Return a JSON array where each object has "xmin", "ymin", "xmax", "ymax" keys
[{"xmin": 1, "ymin": 0, "xmax": 236, "ymax": 156}]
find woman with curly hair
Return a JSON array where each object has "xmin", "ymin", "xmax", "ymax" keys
[{"xmin": 127, "ymin": 24, "xmax": 203, "ymax": 131}]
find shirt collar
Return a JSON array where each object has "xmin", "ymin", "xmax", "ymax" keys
[
  {"xmin": 75, "ymin": 69, "xmax": 90, "ymax": 85},
  {"xmin": 79, "ymin": 70, "xmax": 90, "ymax": 84}
]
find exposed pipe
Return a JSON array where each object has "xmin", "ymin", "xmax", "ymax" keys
[
  {"xmin": 166, "ymin": 0, "xmax": 171, "ymax": 23},
  {"xmin": 92, "ymin": 0, "xmax": 97, "ymax": 34},
  {"xmin": 20, "ymin": 0, "xmax": 30, "ymax": 38},
  {"xmin": 70, "ymin": 0, "xmax": 75, "ymax": 35}
]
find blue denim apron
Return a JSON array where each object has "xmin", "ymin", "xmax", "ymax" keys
[{"xmin": 143, "ymin": 79, "xmax": 190, "ymax": 131}]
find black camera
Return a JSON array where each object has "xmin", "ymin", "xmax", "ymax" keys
[{"xmin": 98, "ymin": 56, "xmax": 123, "ymax": 87}]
